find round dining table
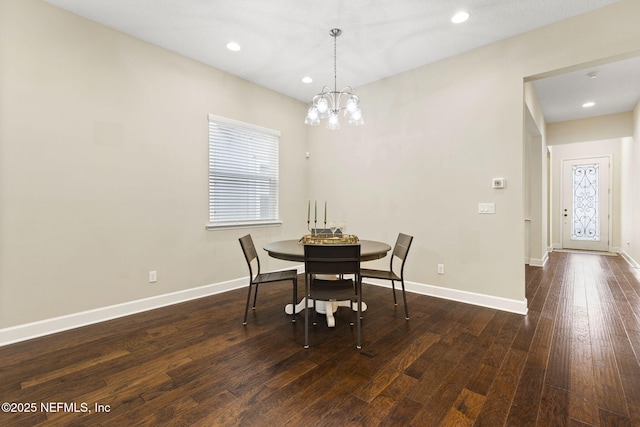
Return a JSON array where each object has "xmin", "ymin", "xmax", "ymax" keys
[
  {"xmin": 263, "ymin": 239, "xmax": 392, "ymax": 327},
  {"xmin": 263, "ymin": 239, "xmax": 391, "ymax": 262}
]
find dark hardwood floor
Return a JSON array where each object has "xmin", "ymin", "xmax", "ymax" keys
[{"xmin": 1, "ymin": 251, "xmax": 639, "ymax": 426}]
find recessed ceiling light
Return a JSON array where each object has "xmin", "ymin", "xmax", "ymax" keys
[
  {"xmin": 302, "ymin": 76, "xmax": 313, "ymax": 84},
  {"xmin": 226, "ymin": 41, "xmax": 241, "ymax": 52},
  {"xmin": 582, "ymin": 101, "xmax": 595, "ymax": 108},
  {"xmin": 451, "ymin": 11, "xmax": 470, "ymax": 24}
]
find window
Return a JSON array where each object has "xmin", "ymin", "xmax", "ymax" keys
[
  {"xmin": 571, "ymin": 163, "xmax": 599, "ymax": 240},
  {"xmin": 207, "ymin": 114, "xmax": 281, "ymax": 229}
]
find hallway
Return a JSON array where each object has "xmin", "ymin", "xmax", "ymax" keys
[{"xmin": 520, "ymin": 250, "xmax": 640, "ymax": 425}]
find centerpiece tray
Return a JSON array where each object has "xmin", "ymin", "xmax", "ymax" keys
[{"xmin": 299, "ymin": 233, "xmax": 359, "ymax": 245}]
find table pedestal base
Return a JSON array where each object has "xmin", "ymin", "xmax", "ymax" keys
[{"xmin": 285, "ymin": 298, "xmax": 367, "ymax": 328}]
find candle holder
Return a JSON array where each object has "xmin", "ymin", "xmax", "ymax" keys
[{"xmin": 307, "ymin": 219, "xmax": 319, "ymax": 235}]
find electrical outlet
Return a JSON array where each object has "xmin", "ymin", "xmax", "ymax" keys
[
  {"xmin": 437, "ymin": 264, "xmax": 445, "ymax": 275},
  {"xmin": 149, "ymin": 271, "xmax": 157, "ymax": 283}
]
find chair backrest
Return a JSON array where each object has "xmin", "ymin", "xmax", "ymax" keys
[
  {"xmin": 391, "ymin": 233, "xmax": 413, "ymax": 272},
  {"xmin": 239, "ymin": 234, "xmax": 260, "ymax": 278},
  {"xmin": 304, "ymin": 244, "xmax": 360, "ymax": 276}
]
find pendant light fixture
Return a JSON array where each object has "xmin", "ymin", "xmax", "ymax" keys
[{"xmin": 304, "ymin": 29, "xmax": 363, "ymax": 130}]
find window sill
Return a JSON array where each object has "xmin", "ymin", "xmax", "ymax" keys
[{"xmin": 206, "ymin": 220, "xmax": 283, "ymax": 231}]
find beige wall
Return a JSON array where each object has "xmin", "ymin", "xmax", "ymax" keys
[
  {"xmin": 524, "ymin": 83, "xmax": 549, "ymax": 266},
  {"xmin": 308, "ymin": 0, "xmax": 640, "ymax": 301},
  {"xmin": 547, "ymin": 112, "xmax": 634, "ymax": 145},
  {"xmin": 0, "ymin": 0, "xmax": 308, "ymax": 328},
  {"xmin": 620, "ymin": 102, "xmax": 640, "ymax": 266},
  {"xmin": 2, "ymin": 0, "xmax": 640, "ymax": 332},
  {"xmin": 309, "ymin": 55, "xmax": 528, "ymax": 301}
]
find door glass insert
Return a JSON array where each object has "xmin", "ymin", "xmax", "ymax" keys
[{"xmin": 572, "ymin": 163, "xmax": 599, "ymax": 241}]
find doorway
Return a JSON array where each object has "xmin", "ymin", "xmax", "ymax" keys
[{"xmin": 561, "ymin": 156, "xmax": 610, "ymax": 251}]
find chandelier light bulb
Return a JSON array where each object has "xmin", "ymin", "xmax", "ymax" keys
[
  {"xmin": 346, "ymin": 97, "xmax": 357, "ymax": 113},
  {"xmin": 327, "ymin": 112, "xmax": 340, "ymax": 130},
  {"xmin": 349, "ymin": 108, "xmax": 363, "ymax": 126},
  {"xmin": 316, "ymin": 97, "xmax": 329, "ymax": 114},
  {"xmin": 305, "ymin": 106, "xmax": 320, "ymax": 126}
]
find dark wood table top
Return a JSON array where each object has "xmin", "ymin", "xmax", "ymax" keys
[{"xmin": 263, "ymin": 239, "xmax": 391, "ymax": 262}]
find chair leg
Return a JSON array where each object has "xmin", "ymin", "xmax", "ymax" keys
[
  {"xmin": 292, "ymin": 278, "xmax": 297, "ymax": 323},
  {"xmin": 391, "ymin": 280, "xmax": 398, "ymax": 305},
  {"xmin": 304, "ymin": 301, "xmax": 309, "ymax": 349},
  {"xmin": 356, "ymin": 293, "xmax": 362, "ymax": 349},
  {"xmin": 243, "ymin": 283, "xmax": 253, "ymax": 325},
  {"xmin": 252, "ymin": 283, "xmax": 259, "ymax": 309},
  {"xmin": 349, "ymin": 299, "xmax": 354, "ymax": 326},
  {"xmin": 400, "ymin": 279, "xmax": 409, "ymax": 320},
  {"xmin": 313, "ymin": 299, "xmax": 318, "ymax": 326},
  {"xmin": 304, "ymin": 276, "xmax": 310, "ymax": 348}
]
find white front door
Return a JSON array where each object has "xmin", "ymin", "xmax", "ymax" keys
[{"xmin": 562, "ymin": 157, "xmax": 610, "ymax": 251}]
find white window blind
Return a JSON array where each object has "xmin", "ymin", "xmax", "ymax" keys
[{"xmin": 207, "ymin": 114, "xmax": 281, "ymax": 229}]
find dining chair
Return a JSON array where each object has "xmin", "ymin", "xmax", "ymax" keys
[
  {"xmin": 360, "ymin": 233, "xmax": 413, "ymax": 320},
  {"xmin": 303, "ymin": 244, "xmax": 362, "ymax": 349},
  {"xmin": 239, "ymin": 234, "xmax": 299, "ymax": 325}
]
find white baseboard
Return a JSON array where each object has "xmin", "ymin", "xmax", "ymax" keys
[
  {"xmin": 528, "ymin": 251, "xmax": 549, "ymax": 267},
  {"xmin": 1, "ymin": 266, "xmax": 529, "ymax": 347},
  {"xmin": 365, "ymin": 279, "xmax": 528, "ymax": 315},
  {"xmin": 0, "ymin": 266, "xmax": 303, "ymax": 347},
  {"xmin": 620, "ymin": 249, "xmax": 640, "ymax": 269}
]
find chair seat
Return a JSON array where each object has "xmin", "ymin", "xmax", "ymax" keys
[
  {"xmin": 360, "ymin": 268, "xmax": 400, "ymax": 281},
  {"xmin": 254, "ymin": 269, "xmax": 298, "ymax": 284},
  {"xmin": 309, "ymin": 278, "xmax": 356, "ymax": 301}
]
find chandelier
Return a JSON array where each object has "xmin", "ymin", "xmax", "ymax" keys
[{"xmin": 304, "ymin": 28, "xmax": 364, "ymax": 130}]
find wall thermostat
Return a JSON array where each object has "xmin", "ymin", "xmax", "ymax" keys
[{"xmin": 492, "ymin": 178, "xmax": 505, "ymax": 189}]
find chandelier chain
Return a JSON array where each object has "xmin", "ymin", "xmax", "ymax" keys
[{"xmin": 333, "ymin": 30, "xmax": 337, "ymax": 93}]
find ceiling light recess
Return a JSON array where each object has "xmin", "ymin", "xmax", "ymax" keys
[
  {"xmin": 226, "ymin": 41, "xmax": 241, "ymax": 52},
  {"xmin": 304, "ymin": 28, "xmax": 363, "ymax": 130},
  {"xmin": 451, "ymin": 11, "xmax": 470, "ymax": 24},
  {"xmin": 582, "ymin": 101, "xmax": 595, "ymax": 108}
]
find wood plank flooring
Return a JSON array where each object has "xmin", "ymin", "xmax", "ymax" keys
[{"xmin": 1, "ymin": 251, "xmax": 639, "ymax": 426}]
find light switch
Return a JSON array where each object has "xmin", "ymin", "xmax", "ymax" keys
[{"xmin": 478, "ymin": 203, "xmax": 495, "ymax": 214}]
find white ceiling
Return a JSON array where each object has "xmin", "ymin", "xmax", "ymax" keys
[
  {"xmin": 42, "ymin": 0, "xmax": 639, "ymax": 123},
  {"xmin": 532, "ymin": 55, "xmax": 640, "ymax": 123}
]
